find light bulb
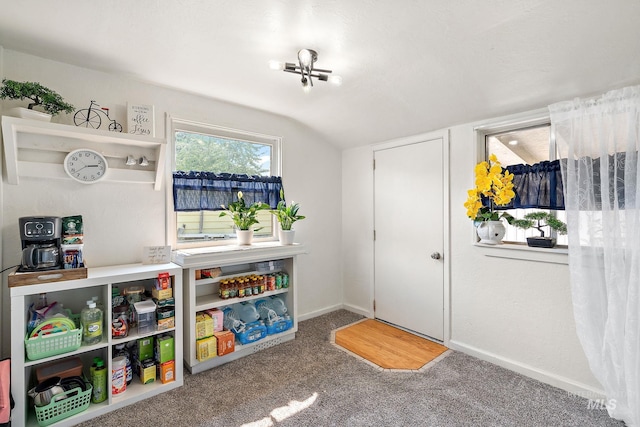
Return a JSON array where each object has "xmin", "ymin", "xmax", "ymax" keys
[
  {"xmin": 298, "ymin": 49, "xmax": 313, "ymax": 68},
  {"xmin": 328, "ymin": 75, "xmax": 343, "ymax": 86},
  {"xmin": 268, "ymin": 60, "xmax": 285, "ymax": 71},
  {"xmin": 509, "ymin": 140, "xmax": 518, "ymax": 146}
]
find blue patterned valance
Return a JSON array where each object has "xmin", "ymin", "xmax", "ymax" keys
[
  {"xmin": 503, "ymin": 160, "xmax": 565, "ymax": 210},
  {"xmin": 172, "ymin": 171, "xmax": 284, "ymax": 212}
]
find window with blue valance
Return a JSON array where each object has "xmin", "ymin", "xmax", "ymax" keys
[
  {"xmin": 172, "ymin": 171, "xmax": 284, "ymax": 212},
  {"xmin": 492, "ymin": 159, "xmax": 565, "ymax": 210}
]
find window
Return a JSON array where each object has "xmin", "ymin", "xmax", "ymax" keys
[
  {"xmin": 169, "ymin": 118, "xmax": 281, "ymax": 249},
  {"xmin": 480, "ymin": 115, "xmax": 567, "ymax": 246}
]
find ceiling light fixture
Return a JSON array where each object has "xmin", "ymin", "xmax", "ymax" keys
[{"xmin": 270, "ymin": 49, "xmax": 342, "ymax": 91}]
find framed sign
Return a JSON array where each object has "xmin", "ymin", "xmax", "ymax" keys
[{"xmin": 127, "ymin": 103, "xmax": 155, "ymax": 136}]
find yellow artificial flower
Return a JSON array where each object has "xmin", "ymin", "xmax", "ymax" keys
[{"xmin": 463, "ymin": 154, "xmax": 516, "ymax": 220}]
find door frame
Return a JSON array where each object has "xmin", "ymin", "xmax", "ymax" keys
[{"xmin": 370, "ymin": 129, "xmax": 451, "ymax": 346}]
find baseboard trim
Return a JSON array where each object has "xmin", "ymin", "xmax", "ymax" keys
[
  {"xmin": 341, "ymin": 303, "xmax": 371, "ymax": 318},
  {"xmin": 448, "ymin": 339, "xmax": 605, "ymax": 400},
  {"xmin": 298, "ymin": 303, "xmax": 345, "ymax": 321}
]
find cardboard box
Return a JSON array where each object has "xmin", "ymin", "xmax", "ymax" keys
[
  {"xmin": 195, "ymin": 313, "xmax": 214, "ymax": 339},
  {"xmin": 155, "ymin": 335, "xmax": 174, "ymax": 364},
  {"xmin": 152, "ymin": 287, "xmax": 173, "ymax": 300},
  {"xmin": 137, "ymin": 337, "xmax": 154, "ymax": 361},
  {"xmin": 138, "ymin": 358, "xmax": 155, "ymax": 384},
  {"xmin": 214, "ymin": 330, "xmax": 235, "ymax": 356},
  {"xmin": 158, "ymin": 360, "xmax": 175, "ymax": 384},
  {"xmin": 204, "ymin": 308, "xmax": 224, "ymax": 332},
  {"xmin": 196, "ymin": 336, "xmax": 217, "ymax": 361},
  {"xmin": 157, "ymin": 317, "xmax": 175, "ymax": 331}
]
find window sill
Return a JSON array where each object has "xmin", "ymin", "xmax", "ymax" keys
[{"xmin": 474, "ymin": 242, "xmax": 568, "ymax": 265}]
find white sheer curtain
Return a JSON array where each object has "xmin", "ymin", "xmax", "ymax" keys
[{"xmin": 550, "ymin": 85, "xmax": 640, "ymax": 426}]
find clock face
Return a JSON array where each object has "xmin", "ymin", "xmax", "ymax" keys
[{"xmin": 64, "ymin": 149, "xmax": 109, "ymax": 183}]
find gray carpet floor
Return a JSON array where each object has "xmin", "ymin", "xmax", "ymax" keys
[{"xmin": 78, "ymin": 309, "xmax": 622, "ymax": 427}]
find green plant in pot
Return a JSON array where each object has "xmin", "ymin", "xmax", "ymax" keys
[
  {"xmin": 0, "ymin": 79, "xmax": 74, "ymax": 119},
  {"xmin": 510, "ymin": 211, "xmax": 567, "ymax": 248},
  {"xmin": 219, "ymin": 191, "xmax": 269, "ymax": 245},
  {"xmin": 271, "ymin": 188, "xmax": 305, "ymax": 245}
]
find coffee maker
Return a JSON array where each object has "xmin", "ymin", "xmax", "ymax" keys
[{"xmin": 19, "ymin": 216, "xmax": 62, "ymax": 272}]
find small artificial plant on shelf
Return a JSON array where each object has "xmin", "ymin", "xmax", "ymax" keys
[
  {"xmin": 0, "ymin": 79, "xmax": 74, "ymax": 116},
  {"xmin": 510, "ymin": 211, "xmax": 567, "ymax": 248},
  {"xmin": 270, "ymin": 188, "xmax": 305, "ymax": 231},
  {"xmin": 219, "ymin": 191, "xmax": 269, "ymax": 231}
]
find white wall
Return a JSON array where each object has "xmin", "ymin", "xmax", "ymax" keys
[
  {"xmin": 342, "ymin": 114, "xmax": 604, "ymax": 397},
  {"xmin": 0, "ymin": 49, "xmax": 342, "ymax": 356}
]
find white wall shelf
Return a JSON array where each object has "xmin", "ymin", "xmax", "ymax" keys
[
  {"xmin": 173, "ymin": 242, "xmax": 306, "ymax": 374},
  {"xmin": 1, "ymin": 116, "xmax": 167, "ymax": 190},
  {"xmin": 10, "ymin": 263, "xmax": 183, "ymax": 427}
]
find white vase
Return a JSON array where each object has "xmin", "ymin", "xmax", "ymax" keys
[
  {"xmin": 278, "ymin": 229, "xmax": 295, "ymax": 245},
  {"xmin": 6, "ymin": 107, "xmax": 52, "ymax": 122},
  {"xmin": 236, "ymin": 229, "xmax": 253, "ymax": 245},
  {"xmin": 476, "ymin": 220, "xmax": 506, "ymax": 245}
]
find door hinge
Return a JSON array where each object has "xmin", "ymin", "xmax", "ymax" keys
[
  {"xmin": 373, "ymin": 299, "xmax": 376, "ymax": 311},
  {"xmin": 373, "ymin": 230, "xmax": 376, "ymax": 241},
  {"xmin": 373, "ymin": 159, "xmax": 375, "ymax": 170}
]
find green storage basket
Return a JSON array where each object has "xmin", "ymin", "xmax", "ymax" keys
[
  {"xmin": 34, "ymin": 385, "xmax": 92, "ymax": 426},
  {"xmin": 25, "ymin": 327, "xmax": 82, "ymax": 361}
]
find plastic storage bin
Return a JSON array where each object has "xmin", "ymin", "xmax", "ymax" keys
[
  {"xmin": 133, "ymin": 300, "xmax": 157, "ymax": 335},
  {"xmin": 34, "ymin": 384, "xmax": 92, "ymax": 426}
]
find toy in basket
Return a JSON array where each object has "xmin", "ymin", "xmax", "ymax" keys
[{"xmin": 25, "ymin": 316, "xmax": 82, "ymax": 361}]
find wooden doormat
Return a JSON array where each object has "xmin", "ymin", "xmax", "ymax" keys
[{"xmin": 332, "ymin": 319, "xmax": 449, "ymax": 371}]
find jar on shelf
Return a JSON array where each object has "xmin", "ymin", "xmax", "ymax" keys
[{"xmin": 112, "ymin": 304, "xmax": 129, "ymax": 338}]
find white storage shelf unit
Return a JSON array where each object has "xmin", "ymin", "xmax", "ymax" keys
[
  {"xmin": 173, "ymin": 242, "xmax": 306, "ymax": 374},
  {"xmin": 10, "ymin": 263, "xmax": 183, "ymax": 427},
  {"xmin": 1, "ymin": 116, "xmax": 167, "ymax": 190}
]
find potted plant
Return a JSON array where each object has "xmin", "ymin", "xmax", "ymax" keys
[
  {"xmin": 270, "ymin": 189, "xmax": 305, "ymax": 245},
  {"xmin": 464, "ymin": 154, "xmax": 516, "ymax": 244},
  {"xmin": 510, "ymin": 211, "xmax": 567, "ymax": 248},
  {"xmin": 0, "ymin": 79, "xmax": 74, "ymax": 121},
  {"xmin": 219, "ymin": 191, "xmax": 269, "ymax": 245}
]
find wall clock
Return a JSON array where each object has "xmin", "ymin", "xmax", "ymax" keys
[{"xmin": 64, "ymin": 148, "xmax": 109, "ymax": 183}]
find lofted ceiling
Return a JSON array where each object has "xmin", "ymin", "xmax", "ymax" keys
[{"xmin": 0, "ymin": 1, "xmax": 639, "ymax": 150}]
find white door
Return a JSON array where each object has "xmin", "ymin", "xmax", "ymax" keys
[{"xmin": 374, "ymin": 138, "xmax": 444, "ymax": 340}]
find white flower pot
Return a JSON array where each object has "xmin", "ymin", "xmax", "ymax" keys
[
  {"xmin": 236, "ymin": 229, "xmax": 253, "ymax": 245},
  {"xmin": 476, "ymin": 220, "xmax": 506, "ymax": 245},
  {"xmin": 6, "ymin": 107, "xmax": 52, "ymax": 122},
  {"xmin": 278, "ymin": 229, "xmax": 295, "ymax": 245}
]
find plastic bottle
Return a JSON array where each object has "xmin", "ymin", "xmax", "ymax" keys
[
  {"xmin": 81, "ymin": 300, "xmax": 103, "ymax": 345},
  {"xmin": 112, "ymin": 356, "xmax": 127, "ymax": 395},
  {"xmin": 114, "ymin": 343, "xmax": 133, "ymax": 385},
  {"xmin": 269, "ymin": 296, "xmax": 288, "ymax": 316},
  {"xmin": 35, "ymin": 293, "xmax": 48, "ymax": 310},
  {"xmin": 92, "ymin": 358, "xmax": 107, "ymax": 403}
]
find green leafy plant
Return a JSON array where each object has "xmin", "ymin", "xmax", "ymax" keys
[
  {"xmin": 0, "ymin": 79, "xmax": 74, "ymax": 116},
  {"xmin": 270, "ymin": 189, "xmax": 305, "ymax": 230},
  {"xmin": 219, "ymin": 191, "xmax": 269, "ymax": 230},
  {"xmin": 510, "ymin": 211, "xmax": 567, "ymax": 237}
]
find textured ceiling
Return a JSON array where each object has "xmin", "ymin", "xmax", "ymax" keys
[{"xmin": 1, "ymin": 0, "xmax": 639, "ymax": 149}]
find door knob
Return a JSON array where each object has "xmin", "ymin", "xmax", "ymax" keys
[{"xmin": 430, "ymin": 252, "xmax": 441, "ymax": 260}]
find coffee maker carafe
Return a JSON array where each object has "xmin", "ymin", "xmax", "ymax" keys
[{"xmin": 19, "ymin": 216, "xmax": 62, "ymax": 271}]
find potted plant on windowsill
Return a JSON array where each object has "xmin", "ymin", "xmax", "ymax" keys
[
  {"xmin": 270, "ymin": 189, "xmax": 305, "ymax": 245},
  {"xmin": 464, "ymin": 154, "xmax": 516, "ymax": 245},
  {"xmin": 0, "ymin": 79, "xmax": 74, "ymax": 121},
  {"xmin": 219, "ymin": 191, "xmax": 269, "ymax": 245},
  {"xmin": 510, "ymin": 211, "xmax": 567, "ymax": 248}
]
